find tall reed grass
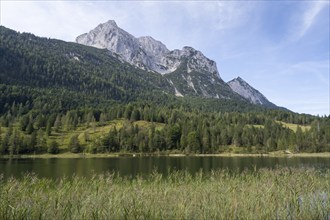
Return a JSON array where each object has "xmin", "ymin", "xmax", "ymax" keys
[{"xmin": 0, "ymin": 168, "xmax": 329, "ymax": 219}]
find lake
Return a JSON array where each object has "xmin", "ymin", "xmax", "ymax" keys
[{"xmin": 1, "ymin": 156, "xmax": 330, "ymax": 179}]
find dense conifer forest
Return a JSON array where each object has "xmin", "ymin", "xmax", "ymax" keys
[{"xmin": 0, "ymin": 26, "xmax": 329, "ymax": 155}]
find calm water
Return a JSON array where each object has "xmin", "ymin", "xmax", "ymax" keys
[{"xmin": 0, "ymin": 156, "xmax": 330, "ymax": 179}]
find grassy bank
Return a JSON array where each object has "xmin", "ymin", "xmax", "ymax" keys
[
  {"xmin": 1, "ymin": 151, "xmax": 330, "ymax": 159},
  {"xmin": 0, "ymin": 168, "xmax": 329, "ymax": 219}
]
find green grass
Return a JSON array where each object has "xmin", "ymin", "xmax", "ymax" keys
[
  {"xmin": 277, "ymin": 121, "xmax": 311, "ymax": 132},
  {"xmin": 248, "ymin": 122, "xmax": 310, "ymax": 132},
  {"xmin": 41, "ymin": 119, "xmax": 165, "ymax": 149},
  {"xmin": 0, "ymin": 119, "xmax": 166, "ymax": 151},
  {"xmin": 0, "ymin": 168, "xmax": 329, "ymax": 219}
]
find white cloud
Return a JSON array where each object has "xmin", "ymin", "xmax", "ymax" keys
[
  {"xmin": 1, "ymin": 1, "xmax": 111, "ymax": 41},
  {"xmin": 1, "ymin": 1, "xmax": 255, "ymax": 48},
  {"xmin": 296, "ymin": 1, "xmax": 329, "ymax": 39}
]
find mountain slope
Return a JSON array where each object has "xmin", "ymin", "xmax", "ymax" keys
[
  {"xmin": 227, "ymin": 77, "xmax": 277, "ymax": 108},
  {"xmin": 76, "ymin": 20, "xmax": 238, "ymax": 100},
  {"xmin": 0, "ymin": 26, "xmax": 176, "ymax": 110},
  {"xmin": 0, "ymin": 25, "xmax": 265, "ymax": 114},
  {"xmin": 164, "ymin": 49, "xmax": 239, "ymax": 99}
]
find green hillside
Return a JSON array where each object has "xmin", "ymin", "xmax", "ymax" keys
[{"xmin": 0, "ymin": 26, "xmax": 329, "ymax": 155}]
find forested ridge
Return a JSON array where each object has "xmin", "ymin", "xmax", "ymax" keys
[{"xmin": 0, "ymin": 26, "xmax": 329, "ymax": 155}]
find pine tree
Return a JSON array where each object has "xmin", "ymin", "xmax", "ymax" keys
[
  {"xmin": 99, "ymin": 113, "xmax": 107, "ymax": 126},
  {"xmin": 29, "ymin": 131, "xmax": 37, "ymax": 153},
  {"xmin": 68, "ymin": 134, "xmax": 82, "ymax": 153},
  {"xmin": 36, "ymin": 129, "xmax": 47, "ymax": 153},
  {"xmin": 295, "ymin": 126, "xmax": 303, "ymax": 152},
  {"xmin": 46, "ymin": 119, "xmax": 52, "ymax": 136},
  {"xmin": 131, "ymin": 109, "xmax": 141, "ymax": 121},
  {"xmin": 48, "ymin": 140, "xmax": 59, "ymax": 154},
  {"xmin": 187, "ymin": 131, "xmax": 200, "ymax": 153},
  {"xmin": 85, "ymin": 112, "xmax": 93, "ymax": 128},
  {"xmin": 20, "ymin": 115, "xmax": 30, "ymax": 131},
  {"xmin": 9, "ymin": 129, "xmax": 21, "ymax": 155},
  {"xmin": 108, "ymin": 127, "xmax": 119, "ymax": 152},
  {"xmin": 148, "ymin": 124, "xmax": 155, "ymax": 152},
  {"xmin": 201, "ymin": 128, "xmax": 211, "ymax": 153},
  {"xmin": 34, "ymin": 114, "xmax": 45, "ymax": 130},
  {"xmin": 26, "ymin": 121, "xmax": 34, "ymax": 134},
  {"xmin": 168, "ymin": 124, "xmax": 181, "ymax": 150},
  {"xmin": 0, "ymin": 127, "xmax": 11, "ymax": 154},
  {"xmin": 53, "ymin": 114, "xmax": 62, "ymax": 132}
]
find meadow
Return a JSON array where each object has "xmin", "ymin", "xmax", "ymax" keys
[{"xmin": 0, "ymin": 168, "xmax": 329, "ymax": 219}]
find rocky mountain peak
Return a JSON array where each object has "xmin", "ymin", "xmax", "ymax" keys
[
  {"xmin": 137, "ymin": 36, "xmax": 169, "ymax": 58},
  {"xmin": 103, "ymin": 20, "xmax": 118, "ymax": 27},
  {"xmin": 75, "ymin": 20, "xmax": 276, "ymax": 105},
  {"xmin": 76, "ymin": 20, "xmax": 220, "ymax": 78},
  {"xmin": 76, "ymin": 20, "xmax": 138, "ymax": 57},
  {"xmin": 227, "ymin": 77, "xmax": 276, "ymax": 107},
  {"xmin": 235, "ymin": 76, "xmax": 244, "ymax": 81}
]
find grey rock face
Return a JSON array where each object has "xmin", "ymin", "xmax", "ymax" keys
[
  {"xmin": 76, "ymin": 20, "xmax": 219, "ymax": 77},
  {"xmin": 163, "ymin": 47, "xmax": 219, "ymax": 77},
  {"xmin": 76, "ymin": 20, "xmax": 277, "ymax": 107},
  {"xmin": 76, "ymin": 20, "xmax": 150, "ymax": 70},
  {"xmin": 227, "ymin": 77, "xmax": 276, "ymax": 107}
]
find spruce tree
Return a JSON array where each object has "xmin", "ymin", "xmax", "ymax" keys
[
  {"xmin": 68, "ymin": 134, "xmax": 82, "ymax": 153},
  {"xmin": 48, "ymin": 140, "xmax": 59, "ymax": 154}
]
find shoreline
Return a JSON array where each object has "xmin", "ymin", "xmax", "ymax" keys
[{"xmin": 1, "ymin": 151, "xmax": 330, "ymax": 159}]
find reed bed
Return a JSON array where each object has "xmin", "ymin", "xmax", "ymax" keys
[{"xmin": 0, "ymin": 168, "xmax": 329, "ymax": 219}]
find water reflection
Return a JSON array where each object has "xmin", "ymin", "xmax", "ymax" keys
[{"xmin": 0, "ymin": 156, "xmax": 329, "ymax": 179}]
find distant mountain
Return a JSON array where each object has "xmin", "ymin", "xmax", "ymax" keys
[
  {"xmin": 0, "ymin": 23, "xmax": 280, "ymax": 113},
  {"xmin": 76, "ymin": 20, "xmax": 236, "ymax": 99},
  {"xmin": 0, "ymin": 25, "xmax": 263, "ymax": 115},
  {"xmin": 227, "ymin": 77, "xmax": 277, "ymax": 108},
  {"xmin": 76, "ymin": 20, "xmax": 218, "ymax": 75}
]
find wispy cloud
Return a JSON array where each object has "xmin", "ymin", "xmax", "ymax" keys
[
  {"xmin": 276, "ymin": 60, "xmax": 330, "ymax": 85},
  {"xmin": 296, "ymin": 1, "xmax": 328, "ymax": 39}
]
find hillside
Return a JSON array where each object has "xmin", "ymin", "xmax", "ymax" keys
[
  {"xmin": 0, "ymin": 25, "xmax": 329, "ymax": 155},
  {"xmin": 0, "ymin": 26, "xmax": 265, "ymax": 114}
]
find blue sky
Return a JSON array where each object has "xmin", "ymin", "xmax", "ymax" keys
[{"xmin": 1, "ymin": 1, "xmax": 329, "ymax": 116}]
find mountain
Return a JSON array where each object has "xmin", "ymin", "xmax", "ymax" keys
[
  {"xmin": 76, "ymin": 20, "xmax": 164, "ymax": 72},
  {"xmin": 227, "ymin": 77, "xmax": 276, "ymax": 108},
  {"xmin": 0, "ymin": 23, "xmax": 278, "ymax": 115},
  {"xmin": 76, "ymin": 20, "xmax": 281, "ymax": 106},
  {"xmin": 163, "ymin": 46, "xmax": 236, "ymax": 99},
  {"xmin": 76, "ymin": 20, "xmax": 217, "ymax": 75},
  {"xmin": 0, "ymin": 25, "xmax": 263, "ymax": 115},
  {"xmin": 76, "ymin": 20, "xmax": 237, "ymax": 100},
  {"xmin": 0, "ymin": 25, "xmax": 175, "ymax": 112}
]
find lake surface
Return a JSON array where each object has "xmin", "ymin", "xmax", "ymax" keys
[{"xmin": 1, "ymin": 156, "xmax": 330, "ymax": 179}]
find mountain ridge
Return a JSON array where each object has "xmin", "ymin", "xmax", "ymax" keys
[
  {"xmin": 76, "ymin": 20, "xmax": 219, "ymax": 76},
  {"xmin": 0, "ymin": 23, "xmax": 279, "ymax": 111},
  {"xmin": 76, "ymin": 20, "xmax": 278, "ymax": 107},
  {"xmin": 0, "ymin": 25, "xmax": 262, "ymax": 114}
]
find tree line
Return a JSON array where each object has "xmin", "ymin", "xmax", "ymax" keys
[{"xmin": 0, "ymin": 103, "xmax": 329, "ymax": 155}]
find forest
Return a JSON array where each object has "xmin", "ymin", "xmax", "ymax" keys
[
  {"xmin": 0, "ymin": 102, "xmax": 329, "ymax": 155},
  {"xmin": 0, "ymin": 26, "xmax": 329, "ymax": 155}
]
